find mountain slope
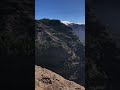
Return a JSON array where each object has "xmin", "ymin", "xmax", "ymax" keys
[
  {"xmin": 61, "ymin": 21, "xmax": 85, "ymax": 45},
  {"xmin": 35, "ymin": 65, "xmax": 85, "ymax": 90},
  {"xmin": 35, "ymin": 19, "xmax": 85, "ymax": 86}
]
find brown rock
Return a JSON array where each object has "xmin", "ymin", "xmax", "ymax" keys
[{"xmin": 35, "ymin": 65, "xmax": 85, "ymax": 90}]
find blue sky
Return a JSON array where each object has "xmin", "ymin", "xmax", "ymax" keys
[{"xmin": 35, "ymin": 0, "xmax": 85, "ymax": 24}]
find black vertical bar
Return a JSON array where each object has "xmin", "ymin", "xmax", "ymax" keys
[{"xmin": 0, "ymin": 0, "xmax": 35, "ymax": 90}]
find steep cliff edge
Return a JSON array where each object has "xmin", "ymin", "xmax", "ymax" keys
[{"xmin": 35, "ymin": 65, "xmax": 85, "ymax": 90}]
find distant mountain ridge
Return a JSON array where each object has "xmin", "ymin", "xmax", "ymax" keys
[{"xmin": 61, "ymin": 21, "xmax": 85, "ymax": 45}]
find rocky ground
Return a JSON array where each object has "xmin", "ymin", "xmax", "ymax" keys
[{"xmin": 35, "ymin": 65, "xmax": 85, "ymax": 90}]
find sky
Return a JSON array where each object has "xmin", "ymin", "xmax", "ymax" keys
[{"xmin": 35, "ymin": 0, "xmax": 85, "ymax": 24}]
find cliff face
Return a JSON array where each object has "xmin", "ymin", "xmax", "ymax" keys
[
  {"xmin": 61, "ymin": 21, "xmax": 85, "ymax": 45},
  {"xmin": 35, "ymin": 19, "xmax": 85, "ymax": 86},
  {"xmin": 67, "ymin": 24, "xmax": 85, "ymax": 46},
  {"xmin": 35, "ymin": 65, "xmax": 85, "ymax": 90}
]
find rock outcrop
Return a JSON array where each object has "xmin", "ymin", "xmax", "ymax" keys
[{"xmin": 35, "ymin": 65, "xmax": 85, "ymax": 90}]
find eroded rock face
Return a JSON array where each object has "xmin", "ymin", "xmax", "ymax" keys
[{"xmin": 35, "ymin": 65, "xmax": 85, "ymax": 90}]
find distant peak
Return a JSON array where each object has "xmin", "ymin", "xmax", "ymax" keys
[
  {"xmin": 61, "ymin": 21, "xmax": 83, "ymax": 26},
  {"xmin": 61, "ymin": 21, "xmax": 73, "ymax": 25}
]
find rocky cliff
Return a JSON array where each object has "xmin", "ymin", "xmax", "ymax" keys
[
  {"xmin": 67, "ymin": 23, "xmax": 85, "ymax": 46},
  {"xmin": 35, "ymin": 65, "xmax": 85, "ymax": 90},
  {"xmin": 35, "ymin": 19, "xmax": 85, "ymax": 86}
]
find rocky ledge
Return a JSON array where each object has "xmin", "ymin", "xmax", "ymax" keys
[{"xmin": 35, "ymin": 65, "xmax": 85, "ymax": 90}]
